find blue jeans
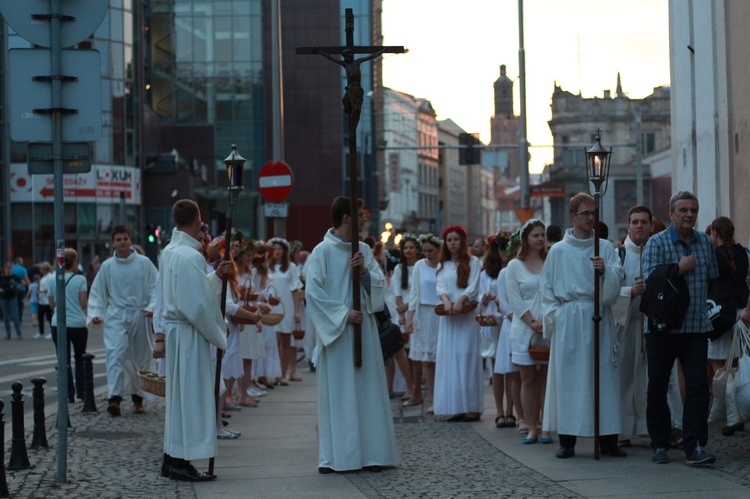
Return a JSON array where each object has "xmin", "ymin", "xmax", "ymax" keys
[
  {"xmin": 646, "ymin": 333, "xmax": 709, "ymax": 457},
  {"xmin": 0, "ymin": 297, "xmax": 22, "ymax": 338},
  {"xmin": 51, "ymin": 326, "xmax": 89, "ymax": 400}
]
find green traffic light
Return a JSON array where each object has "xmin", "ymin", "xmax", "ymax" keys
[{"xmin": 148, "ymin": 235, "xmax": 156, "ymax": 243}]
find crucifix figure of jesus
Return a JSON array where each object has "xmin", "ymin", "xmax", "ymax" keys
[{"xmin": 297, "ymin": 8, "xmax": 404, "ymax": 367}]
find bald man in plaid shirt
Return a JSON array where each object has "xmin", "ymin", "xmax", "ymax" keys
[{"xmin": 642, "ymin": 191, "xmax": 718, "ymax": 466}]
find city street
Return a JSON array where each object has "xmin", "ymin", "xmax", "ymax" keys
[{"xmin": 1, "ymin": 311, "xmax": 750, "ymax": 497}]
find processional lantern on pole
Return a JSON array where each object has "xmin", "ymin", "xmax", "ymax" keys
[
  {"xmin": 210, "ymin": 141, "xmax": 246, "ymax": 476},
  {"xmin": 584, "ymin": 129, "xmax": 612, "ymax": 461}
]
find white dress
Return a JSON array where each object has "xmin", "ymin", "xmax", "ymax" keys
[
  {"xmin": 433, "ymin": 256, "xmax": 484, "ymax": 416},
  {"xmin": 237, "ymin": 271, "xmax": 264, "ymax": 360},
  {"xmin": 541, "ymin": 229, "xmax": 623, "ymax": 437},
  {"xmin": 268, "ymin": 262, "xmax": 302, "ymax": 333},
  {"xmin": 478, "ymin": 270, "xmax": 501, "ymax": 359},
  {"xmin": 391, "ymin": 263, "xmax": 413, "ymax": 343},
  {"xmin": 251, "ymin": 271, "xmax": 282, "ymax": 379},
  {"xmin": 505, "ymin": 258, "xmax": 545, "ymax": 366},
  {"xmin": 306, "ymin": 230, "xmax": 399, "ymax": 471},
  {"xmin": 407, "ymin": 259, "xmax": 440, "ymax": 362},
  {"xmin": 222, "ymin": 289, "xmax": 248, "ymax": 380},
  {"xmin": 493, "ymin": 268, "xmax": 518, "ymax": 374}
]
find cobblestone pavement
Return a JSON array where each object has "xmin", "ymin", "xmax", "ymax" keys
[
  {"xmin": 347, "ymin": 410, "xmax": 581, "ymax": 498},
  {"xmin": 3, "ymin": 395, "xmax": 194, "ymax": 499}
]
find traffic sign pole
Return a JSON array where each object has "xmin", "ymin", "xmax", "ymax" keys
[{"xmin": 258, "ymin": 160, "xmax": 294, "ymax": 238}]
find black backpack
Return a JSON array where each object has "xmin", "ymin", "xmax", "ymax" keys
[
  {"xmin": 639, "ymin": 263, "xmax": 690, "ymax": 333},
  {"xmin": 0, "ymin": 275, "xmax": 18, "ymax": 299}
]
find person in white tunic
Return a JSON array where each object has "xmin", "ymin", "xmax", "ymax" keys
[
  {"xmin": 306, "ymin": 196, "xmax": 398, "ymax": 473},
  {"xmin": 541, "ymin": 193, "xmax": 624, "ymax": 459},
  {"xmin": 611, "ymin": 205, "xmax": 652, "ymax": 445},
  {"xmin": 507, "ymin": 219, "xmax": 553, "ymax": 444},
  {"xmin": 391, "ymin": 234, "xmax": 419, "ymax": 407},
  {"xmin": 251, "ymin": 244, "xmax": 283, "ymax": 389},
  {"xmin": 154, "ymin": 200, "xmax": 229, "ymax": 481},
  {"xmin": 406, "ymin": 234, "xmax": 442, "ymax": 413},
  {"xmin": 236, "ymin": 244, "xmax": 268, "ymax": 403},
  {"xmin": 87, "ymin": 224, "xmax": 158, "ymax": 416},
  {"xmin": 434, "ymin": 225, "xmax": 483, "ymax": 421},
  {"xmin": 268, "ymin": 237, "xmax": 303, "ymax": 384}
]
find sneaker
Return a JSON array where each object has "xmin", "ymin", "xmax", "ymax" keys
[
  {"xmin": 44, "ymin": 334, "xmax": 52, "ymax": 340},
  {"xmin": 652, "ymin": 448, "xmax": 669, "ymax": 464},
  {"xmin": 247, "ymin": 387, "xmax": 266, "ymax": 398},
  {"xmin": 33, "ymin": 333, "xmax": 43, "ymax": 339},
  {"xmin": 686, "ymin": 445, "xmax": 716, "ymax": 466}
]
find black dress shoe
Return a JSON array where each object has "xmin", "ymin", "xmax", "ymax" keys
[
  {"xmin": 363, "ymin": 465, "xmax": 383, "ymax": 472},
  {"xmin": 600, "ymin": 446, "xmax": 627, "ymax": 457},
  {"xmin": 318, "ymin": 467, "xmax": 335, "ymax": 474},
  {"xmin": 161, "ymin": 454, "xmax": 172, "ymax": 478},
  {"xmin": 169, "ymin": 463, "xmax": 217, "ymax": 482},
  {"xmin": 446, "ymin": 413, "xmax": 467, "ymax": 422},
  {"xmin": 556, "ymin": 446, "xmax": 575, "ymax": 459}
]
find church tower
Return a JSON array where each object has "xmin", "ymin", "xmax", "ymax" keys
[
  {"xmin": 490, "ymin": 64, "xmax": 519, "ymax": 181},
  {"xmin": 494, "ymin": 64, "xmax": 514, "ymax": 118}
]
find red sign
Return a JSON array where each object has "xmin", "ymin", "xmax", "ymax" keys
[
  {"xmin": 530, "ymin": 183, "xmax": 566, "ymax": 198},
  {"xmin": 258, "ymin": 160, "xmax": 294, "ymax": 202}
]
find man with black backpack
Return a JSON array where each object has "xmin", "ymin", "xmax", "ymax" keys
[{"xmin": 642, "ymin": 191, "xmax": 718, "ymax": 466}]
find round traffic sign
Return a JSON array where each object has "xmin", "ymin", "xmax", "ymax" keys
[
  {"xmin": 0, "ymin": 0, "xmax": 109, "ymax": 49},
  {"xmin": 258, "ymin": 160, "xmax": 293, "ymax": 202}
]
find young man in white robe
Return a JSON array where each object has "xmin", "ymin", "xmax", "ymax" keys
[
  {"xmin": 541, "ymin": 192, "xmax": 624, "ymax": 459},
  {"xmin": 305, "ymin": 196, "xmax": 399, "ymax": 474},
  {"xmin": 87, "ymin": 225, "xmax": 158, "ymax": 415},
  {"xmin": 611, "ymin": 205, "xmax": 652, "ymax": 446},
  {"xmin": 153, "ymin": 199, "xmax": 229, "ymax": 481}
]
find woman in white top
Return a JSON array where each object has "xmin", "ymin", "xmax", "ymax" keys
[
  {"xmin": 482, "ymin": 231, "xmax": 522, "ymax": 429},
  {"xmin": 506, "ymin": 219, "xmax": 551, "ymax": 444},
  {"xmin": 434, "ymin": 225, "xmax": 483, "ymax": 421},
  {"xmin": 252, "ymin": 242, "xmax": 283, "ymax": 390},
  {"xmin": 391, "ymin": 235, "xmax": 419, "ymax": 407},
  {"xmin": 268, "ymin": 238, "xmax": 303, "ymax": 384},
  {"xmin": 406, "ymin": 234, "xmax": 442, "ymax": 413}
]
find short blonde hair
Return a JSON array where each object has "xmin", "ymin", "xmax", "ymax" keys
[
  {"xmin": 64, "ymin": 248, "xmax": 78, "ymax": 270},
  {"xmin": 569, "ymin": 192, "xmax": 594, "ymax": 214}
]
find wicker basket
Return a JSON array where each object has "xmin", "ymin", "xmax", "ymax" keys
[
  {"xmin": 528, "ymin": 332, "xmax": 550, "ymax": 361},
  {"xmin": 232, "ymin": 305, "xmax": 259, "ymax": 325},
  {"xmin": 240, "ymin": 277, "xmax": 259, "ymax": 302},
  {"xmin": 292, "ymin": 321, "xmax": 305, "ymax": 340},
  {"xmin": 267, "ymin": 284, "xmax": 281, "ymax": 306},
  {"xmin": 138, "ymin": 370, "xmax": 165, "ymax": 397},
  {"xmin": 434, "ymin": 300, "xmax": 478, "ymax": 316},
  {"xmin": 475, "ymin": 302, "xmax": 498, "ymax": 327},
  {"xmin": 261, "ymin": 299, "xmax": 285, "ymax": 326}
]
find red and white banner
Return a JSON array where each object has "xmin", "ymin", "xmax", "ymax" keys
[{"xmin": 10, "ymin": 163, "xmax": 141, "ymax": 204}]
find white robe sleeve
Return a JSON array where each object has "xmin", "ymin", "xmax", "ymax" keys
[
  {"xmin": 436, "ymin": 264, "xmax": 448, "ymax": 299},
  {"xmin": 86, "ymin": 267, "xmax": 109, "ymax": 329},
  {"xmin": 362, "ymin": 253, "xmax": 386, "ymax": 315},
  {"xmin": 153, "ymin": 278, "xmax": 165, "ymax": 334},
  {"xmin": 305, "ymin": 250, "xmax": 354, "ymax": 348},
  {"xmin": 461, "ymin": 257, "xmax": 481, "ymax": 302},
  {"xmin": 145, "ymin": 259, "xmax": 159, "ymax": 313},
  {"xmin": 496, "ymin": 269, "xmax": 513, "ymax": 318},
  {"xmin": 175, "ymin": 254, "xmax": 227, "ymax": 349},
  {"xmin": 600, "ymin": 242, "xmax": 624, "ymax": 306},
  {"xmin": 407, "ymin": 262, "xmax": 421, "ymax": 312},
  {"xmin": 541, "ymin": 249, "xmax": 560, "ymax": 340}
]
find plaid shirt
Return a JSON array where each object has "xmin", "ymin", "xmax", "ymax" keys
[{"xmin": 642, "ymin": 224, "xmax": 718, "ymax": 334}]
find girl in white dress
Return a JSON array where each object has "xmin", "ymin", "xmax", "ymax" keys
[
  {"xmin": 506, "ymin": 219, "xmax": 552, "ymax": 444},
  {"xmin": 391, "ymin": 235, "xmax": 420, "ymax": 407},
  {"xmin": 223, "ymin": 255, "xmax": 265, "ymax": 414},
  {"xmin": 482, "ymin": 231, "xmax": 522, "ymax": 429},
  {"xmin": 251, "ymin": 242, "xmax": 283, "ymax": 389},
  {"xmin": 434, "ymin": 225, "xmax": 483, "ymax": 421},
  {"xmin": 406, "ymin": 234, "xmax": 442, "ymax": 413},
  {"xmin": 268, "ymin": 238, "xmax": 303, "ymax": 384}
]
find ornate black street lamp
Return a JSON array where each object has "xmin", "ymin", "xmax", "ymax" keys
[
  {"xmin": 210, "ymin": 141, "xmax": 246, "ymax": 475},
  {"xmin": 585, "ymin": 129, "xmax": 611, "ymax": 461}
]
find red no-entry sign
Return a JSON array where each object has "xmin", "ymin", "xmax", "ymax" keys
[{"xmin": 258, "ymin": 160, "xmax": 293, "ymax": 202}]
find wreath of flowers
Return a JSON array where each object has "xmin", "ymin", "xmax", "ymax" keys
[
  {"xmin": 267, "ymin": 237, "xmax": 290, "ymax": 251},
  {"xmin": 417, "ymin": 233, "xmax": 442, "ymax": 247},
  {"xmin": 441, "ymin": 225, "xmax": 467, "ymax": 240},
  {"xmin": 486, "ymin": 230, "xmax": 512, "ymax": 248},
  {"xmin": 398, "ymin": 233, "xmax": 421, "ymax": 250},
  {"xmin": 520, "ymin": 218, "xmax": 545, "ymax": 237}
]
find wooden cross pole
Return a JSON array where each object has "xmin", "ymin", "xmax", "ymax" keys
[{"xmin": 297, "ymin": 8, "xmax": 404, "ymax": 367}]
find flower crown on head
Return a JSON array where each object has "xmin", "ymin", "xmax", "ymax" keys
[
  {"xmin": 252, "ymin": 241, "xmax": 268, "ymax": 261},
  {"xmin": 441, "ymin": 225, "xmax": 467, "ymax": 240},
  {"xmin": 238, "ymin": 238, "xmax": 255, "ymax": 255},
  {"xmin": 487, "ymin": 230, "xmax": 511, "ymax": 248},
  {"xmin": 290, "ymin": 240, "xmax": 303, "ymax": 254},
  {"xmin": 505, "ymin": 228, "xmax": 522, "ymax": 262},
  {"xmin": 399, "ymin": 233, "xmax": 420, "ymax": 249},
  {"xmin": 385, "ymin": 248, "xmax": 400, "ymax": 264},
  {"xmin": 417, "ymin": 233, "xmax": 442, "ymax": 247},
  {"xmin": 268, "ymin": 237, "xmax": 290, "ymax": 251},
  {"xmin": 520, "ymin": 218, "xmax": 545, "ymax": 237}
]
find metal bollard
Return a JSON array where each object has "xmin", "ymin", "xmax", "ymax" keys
[
  {"xmin": 81, "ymin": 353, "xmax": 98, "ymax": 414},
  {"xmin": 30, "ymin": 377, "xmax": 49, "ymax": 450},
  {"xmin": 0, "ymin": 400, "xmax": 10, "ymax": 498},
  {"xmin": 7, "ymin": 382, "xmax": 30, "ymax": 471}
]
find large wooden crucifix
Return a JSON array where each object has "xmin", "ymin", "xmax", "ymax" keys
[{"xmin": 297, "ymin": 9, "xmax": 404, "ymax": 367}]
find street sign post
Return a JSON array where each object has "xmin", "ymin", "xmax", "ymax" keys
[
  {"xmin": 28, "ymin": 142, "xmax": 91, "ymax": 174},
  {"xmin": 258, "ymin": 160, "xmax": 294, "ymax": 203},
  {"xmin": 264, "ymin": 202, "xmax": 289, "ymax": 218}
]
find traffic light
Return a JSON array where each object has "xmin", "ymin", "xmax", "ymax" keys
[
  {"xmin": 146, "ymin": 225, "xmax": 156, "ymax": 244},
  {"xmin": 459, "ymin": 132, "xmax": 482, "ymax": 165}
]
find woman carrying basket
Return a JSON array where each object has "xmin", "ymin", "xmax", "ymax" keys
[
  {"xmin": 506, "ymin": 219, "xmax": 552, "ymax": 444},
  {"xmin": 433, "ymin": 225, "xmax": 483, "ymax": 422}
]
